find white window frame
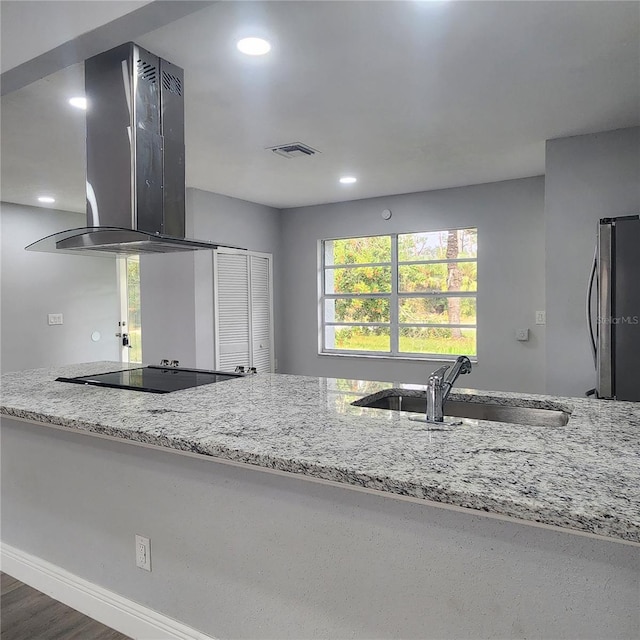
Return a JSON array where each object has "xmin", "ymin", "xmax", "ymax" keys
[{"xmin": 319, "ymin": 229, "xmax": 477, "ymax": 361}]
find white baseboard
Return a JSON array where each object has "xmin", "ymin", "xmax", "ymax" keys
[{"xmin": 0, "ymin": 542, "xmax": 216, "ymax": 640}]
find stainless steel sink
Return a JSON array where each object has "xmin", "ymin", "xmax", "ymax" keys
[{"xmin": 352, "ymin": 390, "xmax": 571, "ymax": 427}]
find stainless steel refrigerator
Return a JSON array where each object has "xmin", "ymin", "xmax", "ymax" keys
[{"xmin": 587, "ymin": 215, "xmax": 640, "ymax": 401}]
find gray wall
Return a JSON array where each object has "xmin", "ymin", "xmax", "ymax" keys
[
  {"xmin": 139, "ymin": 252, "xmax": 198, "ymax": 367},
  {"xmin": 0, "ymin": 202, "xmax": 119, "ymax": 372},
  {"xmin": 279, "ymin": 177, "xmax": 546, "ymax": 393},
  {"xmin": 141, "ymin": 188, "xmax": 281, "ymax": 369},
  {"xmin": 545, "ymin": 127, "xmax": 640, "ymax": 397},
  {"xmin": 2, "ymin": 419, "xmax": 637, "ymax": 640}
]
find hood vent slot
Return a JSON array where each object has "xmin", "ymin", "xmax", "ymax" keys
[
  {"xmin": 268, "ymin": 142, "xmax": 320, "ymax": 159},
  {"xmin": 137, "ymin": 59, "xmax": 157, "ymax": 83},
  {"xmin": 162, "ymin": 71, "xmax": 182, "ymax": 96}
]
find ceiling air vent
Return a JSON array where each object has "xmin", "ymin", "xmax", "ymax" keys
[{"xmin": 267, "ymin": 142, "xmax": 320, "ymax": 159}]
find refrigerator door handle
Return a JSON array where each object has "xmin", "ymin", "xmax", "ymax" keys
[
  {"xmin": 586, "ymin": 244, "xmax": 598, "ymax": 368},
  {"xmin": 597, "ymin": 221, "xmax": 614, "ymax": 399}
]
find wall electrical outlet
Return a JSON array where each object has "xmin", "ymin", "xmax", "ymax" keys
[
  {"xmin": 516, "ymin": 328, "xmax": 530, "ymax": 342},
  {"xmin": 535, "ymin": 311, "xmax": 546, "ymax": 325},
  {"xmin": 135, "ymin": 534, "xmax": 151, "ymax": 571},
  {"xmin": 48, "ymin": 313, "xmax": 63, "ymax": 325}
]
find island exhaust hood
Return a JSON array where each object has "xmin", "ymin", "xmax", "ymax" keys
[{"xmin": 27, "ymin": 42, "xmax": 239, "ymax": 257}]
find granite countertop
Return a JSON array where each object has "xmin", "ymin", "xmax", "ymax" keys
[{"xmin": 1, "ymin": 361, "xmax": 639, "ymax": 544}]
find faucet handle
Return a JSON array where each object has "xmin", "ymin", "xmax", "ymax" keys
[
  {"xmin": 456, "ymin": 355, "xmax": 472, "ymax": 375},
  {"xmin": 429, "ymin": 365, "xmax": 450, "ymax": 384}
]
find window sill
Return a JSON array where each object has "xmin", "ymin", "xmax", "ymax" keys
[{"xmin": 319, "ymin": 351, "xmax": 478, "ymax": 364}]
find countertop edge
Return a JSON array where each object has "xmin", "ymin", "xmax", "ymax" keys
[
  {"xmin": 4, "ymin": 412, "xmax": 639, "ymax": 549},
  {"xmin": 2, "ymin": 408, "xmax": 638, "ymax": 547}
]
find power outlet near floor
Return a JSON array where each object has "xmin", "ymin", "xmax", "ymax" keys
[
  {"xmin": 48, "ymin": 313, "xmax": 63, "ymax": 325},
  {"xmin": 135, "ymin": 534, "xmax": 151, "ymax": 571}
]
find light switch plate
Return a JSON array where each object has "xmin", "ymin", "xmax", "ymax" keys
[
  {"xmin": 535, "ymin": 311, "xmax": 546, "ymax": 325},
  {"xmin": 48, "ymin": 313, "xmax": 63, "ymax": 325}
]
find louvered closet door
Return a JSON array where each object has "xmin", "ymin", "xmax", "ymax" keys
[
  {"xmin": 250, "ymin": 254, "xmax": 273, "ymax": 373},
  {"xmin": 214, "ymin": 251, "xmax": 251, "ymax": 371},
  {"xmin": 214, "ymin": 249, "xmax": 274, "ymax": 373}
]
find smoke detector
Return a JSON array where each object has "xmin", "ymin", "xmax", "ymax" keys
[{"xmin": 267, "ymin": 142, "xmax": 320, "ymax": 159}]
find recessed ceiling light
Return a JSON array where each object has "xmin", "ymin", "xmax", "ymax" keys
[
  {"xmin": 68, "ymin": 96, "xmax": 87, "ymax": 110},
  {"xmin": 237, "ymin": 37, "xmax": 271, "ymax": 56},
  {"xmin": 339, "ymin": 176, "xmax": 357, "ymax": 184},
  {"xmin": 37, "ymin": 196, "xmax": 56, "ymax": 203}
]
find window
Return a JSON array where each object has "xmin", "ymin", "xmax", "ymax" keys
[
  {"xmin": 126, "ymin": 256, "xmax": 142, "ymax": 363},
  {"xmin": 117, "ymin": 256, "xmax": 142, "ymax": 364},
  {"xmin": 321, "ymin": 228, "xmax": 477, "ymax": 359}
]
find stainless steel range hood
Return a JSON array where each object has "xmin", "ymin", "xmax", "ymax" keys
[{"xmin": 27, "ymin": 42, "xmax": 239, "ymax": 257}]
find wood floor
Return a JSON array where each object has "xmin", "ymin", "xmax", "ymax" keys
[{"xmin": 1, "ymin": 572, "xmax": 131, "ymax": 640}]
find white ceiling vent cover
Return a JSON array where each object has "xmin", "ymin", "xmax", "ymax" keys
[{"xmin": 267, "ymin": 142, "xmax": 320, "ymax": 159}]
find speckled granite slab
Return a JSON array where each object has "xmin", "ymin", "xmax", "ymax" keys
[{"xmin": 2, "ymin": 362, "xmax": 639, "ymax": 544}]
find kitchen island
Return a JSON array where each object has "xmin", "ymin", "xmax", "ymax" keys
[{"xmin": 1, "ymin": 362, "xmax": 639, "ymax": 639}]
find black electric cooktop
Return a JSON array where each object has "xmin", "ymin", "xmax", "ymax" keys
[{"xmin": 56, "ymin": 366, "xmax": 244, "ymax": 394}]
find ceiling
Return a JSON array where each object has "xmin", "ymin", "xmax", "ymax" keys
[
  {"xmin": 1, "ymin": 1, "xmax": 639, "ymax": 213},
  {"xmin": 0, "ymin": 0, "xmax": 152, "ymax": 74}
]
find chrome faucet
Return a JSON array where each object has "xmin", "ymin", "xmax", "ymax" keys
[{"xmin": 425, "ymin": 356, "xmax": 472, "ymax": 422}]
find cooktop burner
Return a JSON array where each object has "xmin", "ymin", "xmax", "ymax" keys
[{"xmin": 56, "ymin": 366, "xmax": 244, "ymax": 394}]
